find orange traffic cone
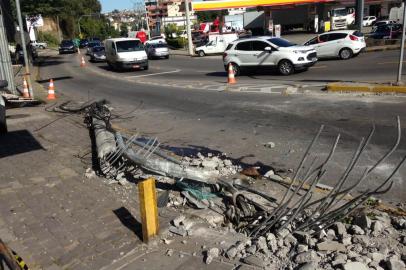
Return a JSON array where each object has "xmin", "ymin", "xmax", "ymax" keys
[
  {"xmin": 227, "ymin": 63, "xmax": 236, "ymax": 84},
  {"xmin": 80, "ymin": 56, "xmax": 86, "ymax": 67},
  {"xmin": 22, "ymin": 77, "xmax": 30, "ymax": 98},
  {"xmin": 47, "ymin": 79, "xmax": 56, "ymax": 100}
]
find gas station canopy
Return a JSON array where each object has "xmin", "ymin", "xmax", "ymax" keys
[{"xmin": 192, "ymin": 0, "xmax": 333, "ymax": 11}]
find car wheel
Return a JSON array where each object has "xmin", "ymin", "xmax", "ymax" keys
[
  {"xmin": 198, "ymin": 50, "xmax": 205, "ymax": 57},
  {"xmin": 144, "ymin": 65, "xmax": 149, "ymax": 70},
  {"xmin": 39, "ymin": 45, "xmax": 45, "ymax": 49},
  {"xmin": 165, "ymin": 55, "xmax": 169, "ymax": 59},
  {"xmin": 278, "ymin": 60, "xmax": 294, "ymax": 76},
  {"xmin": 339, "ymin": 48, "xmax": 353, "ymax": 60}
]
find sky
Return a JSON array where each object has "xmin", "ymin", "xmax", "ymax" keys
[{"xmin": 100, "ymin": 0, "xmax": 136, "ymax": 13}]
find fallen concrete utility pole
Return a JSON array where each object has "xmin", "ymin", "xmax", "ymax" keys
[{"xmin": 116, "ymin": 133, "xmax": 220, "ymax": 184}]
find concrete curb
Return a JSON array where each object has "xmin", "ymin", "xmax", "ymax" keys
[
  {"xmin": 365, "ymin": 44, "xmax": 400, "ymax": 52},
  {"xmin": 327, "ymin": 83, "xmax": 406, "ymax": 94}
]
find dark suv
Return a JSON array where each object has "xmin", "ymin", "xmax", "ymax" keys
[{"xmin": 59, "ymin": 40, "xmax": 78, "ymax": 54}]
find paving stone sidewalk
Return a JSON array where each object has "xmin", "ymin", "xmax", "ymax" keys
[{"xmin": 0, "ymin": 104, "xmax": 158, "ymax": 270}]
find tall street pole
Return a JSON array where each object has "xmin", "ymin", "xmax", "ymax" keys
[
  {"xmin": 397, "ymin": 1, "xmax": 406, "ymax": 83},
  {"xmin": 355, "ymin": 0, "xmax": 364, "ymax": 32},
  {"xmin": 184, "ymin": 0, "xmax": 193, "ymax": 56},
  {"xmin": 15, "ymin": 0, "xmax": 34, "ymax": 98}
]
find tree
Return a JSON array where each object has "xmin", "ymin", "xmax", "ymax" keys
[
  {"xmin": 120, "ymin": 23, "xmax": 129, "ymax": 37},
  {"xmin": 196, "ymin": 10, "xmax": 228, "ymax": 22}
]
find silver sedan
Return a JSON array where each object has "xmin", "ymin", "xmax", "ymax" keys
[{"xmin": 146, "ymin": 43, "xmax": 169, "ymax": 59}]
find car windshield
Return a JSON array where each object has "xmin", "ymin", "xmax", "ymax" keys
[
  {"xmin": 116, "ymin": 40, "xmax": 144, "ymax": 52},
  {"xmin": 332, "ymin": 9, "xmax": 348, "ymax": 16},
  {"xmin": 93, "ymin": 47, "xmax": 105, "ymax": 52},
  {"xmin": 88, "ymin": 42, "xmax": 100, "ymax": 47},
  {"xmin": 152, "ymin": 44, "xmax": 168, "ymax": 48},
  {"xmin": 268, "ymin": 38, "xmax": 295, "ymax": 47},
  {"xmin": 61, "ymin": 41, "xmax": 73, "ymax": 46}
]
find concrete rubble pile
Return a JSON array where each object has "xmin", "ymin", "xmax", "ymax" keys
[{"xmin": 58, "ymin": 100, "xmax": 406, "ymax": 269}]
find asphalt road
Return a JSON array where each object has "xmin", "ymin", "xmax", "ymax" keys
[
  {"xmin": 37, "ymin": 50, "xmax": 406, "ymax": 203},
  {"xmin": 87, "ymin": 49, "xmax": 404, "ymax": 86}
]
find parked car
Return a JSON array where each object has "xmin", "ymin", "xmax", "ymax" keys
[
  {"xmin": 304, "ymin": 30, "xmax": 366, "ymax": 60},
  {"xmin": 58, "ymin": 40, "xmax": 77, "ymax": 54},
  {"xmin": 145, "ymin": 36, "xmax": 166, "ymax": 45},
  {"xmin": 372, "ymin": 20, "xmax": 397, "ymax": 30},
  {"xmin": 89, "ymin": 46, "xmax": 106, "ymax": 62},
  {"xmin": 105, "ymin": 38, "xmax": 148, "ymax": 71},
  {"xmin": 223, "ymin": 36, "xmax": 317, "ymax": 76},
  {"xmin": 369, "ymin": 24, "xmax": 402, "ymax": 39},
  {"xmin": 30, "ymin": 40, "xmax": 47, "ymax": 49},
  {"xmin": 79, "ymin": 39, "xmax": 89, "ymax": 48},
  {"xmin": 363, "ymin": 16, "xmax": 377, "ymax": 26},
  {"xmin": 86, "ymin": 41, "xmax": 101, "ymax": 55},
  {"xmin": 145, "ymin": 43, "xmax": 169, "ymax": 59}
]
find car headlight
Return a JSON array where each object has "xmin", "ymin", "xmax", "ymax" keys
[{"xmin": 293, "ymin": 50, "xmax": 308, "ymax": 54}]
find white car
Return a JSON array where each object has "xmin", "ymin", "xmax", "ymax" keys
[
  {"xmin": 223, "ymin": 36, "xmax": 317, "ymax": 76},
  {"xmin": 145, "ymin": 36, "xmax": 166, "ymax": 45},
  {"xmin": 304, "ymin": 30, "xmax": 366, "ymax": 60},
  {"xmin": 30, "ymin": 40, "xmax": 47, "ymax": 49},
  {"xmin": 363, "ymin": 16, "xmax": 377, "ymax": 26},
  {"xmin": 105, "ymin": 38, "xmax": 148, "ymax": 71}
]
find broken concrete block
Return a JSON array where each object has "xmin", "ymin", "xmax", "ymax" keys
[
  {"xmin": 172, "ymin": 215, "xmax": 186, "ymax": 227},
  {"xmin": 298, "ymin": 263, "xmax": 319, "ymax": 270},
  {"xmin": 169, "ymin": 226, "xmax": 187, "ymax": 236},
  {"xmin": 353, "ymin": 214, "xmax": 372, "ymax": 230},
  {"xmin": 387, "ymin": 258, "xmax": 406, "ymax": 270},
  {"xmin": 297, "ymin": 244, "xmax": 308, "ymax": 253},
  {"xmin": 368, "ymin": 253, "xmax": 385, "ymax": 263},
  {"xmin": 326, "ymin": 229, "xmax": 336, "ymax": 240},
  {"xmin": 225, "ymin": 246, "xmax": 238, "ymax": 259},
  {"xmin": 334, "ymin": 222, "xmax": 347, "ymax": 237},
  {"xmin": 295, "ymin": 251, "xmax": 320, "ymax": 264},
  {"xmin": 349, "ymin": 225, "xmax": 365, "ymax": 235},
  {"xmin": 204, "ymin": 247, "xmax": 220, "ymax": 264},
  {"xmin": 242, "ymin": 255, "xmax": 265, "ymax": 268},
  {"xmin": 372, "ymin": 221, "xmax": 383, "ymax": 235},
  {"xmin": 166, "ymin": 249, "xmax": 174, "ymax": 256},
  {"xmin": 342, "ymin": 262, "xmax": 368, "ymax": 270},
  {"xmin": 316, "ymin": 241, "xmax": 346, "ymax": 252},
  {"xmin": 341, "ymin": 237, "xmax": 352, "ymax": 246}
]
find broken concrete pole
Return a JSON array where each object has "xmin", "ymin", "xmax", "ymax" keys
[{"xmin": 93, "ymin": 117, "xmax": 116, "ymax": 159}]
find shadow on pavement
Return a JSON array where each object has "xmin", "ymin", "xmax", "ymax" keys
[
  {"xmin": 0, "ymin": 130, "xmax": 45, "ymax": 158},
  {"xmin": 113, "ymin": 207, "xmax": 143, "ymax": 241},
  {"xmin": 36, "ymin": 76, "xmax": 73, "ymax": 83}
]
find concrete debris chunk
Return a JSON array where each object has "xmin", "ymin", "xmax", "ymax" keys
[
  {"xmin": 316, "ymin": 241, "xmax": 346, "ymax": 252},
  {"xmin": 204, "ymin": 247, "xmax": 220, "ymax": 264},
  {"xmin": 352, "ymin": 235, "xmax": 370, "ymax": 246},
  {"xmin": 353, "ymin": 214, "xmax": 372, "ymax": 230},
  {"xmin": 341, "ymin": 237, "xmax": 352, "ymax": 246},
  {"xmin": 349, "ymin": 225, "xmax": 365, "ymax": 235},
  {"xmin": 368, "ymin": 252, "xmax": 385, "ymax": 262},
  {"xmin": 166, "ymin": 249, "xmax": 174, "ymax": 257},
  {"xmin": 264, "ymin": 142, "xmax": 276, "ymax": 149},
  {"xmin": 295, "ymin": 251, "xmax": 320, "ymax": 264},
  {"xmin": 297, "ymin": 244, "xmax": 308, "ymax": 253},
  {"xmin": 298, "ymin": 263, "xmax": 319, "ymax": 270},
  {"xmin": 85, "ymin": 168, "xmax": 96, "ymax": 179},
  {"xmin": 242, "ymin": 255, "xmax": 265, "ymax": 268},
  {"xmin": 172, "ymin": 215, "xmax": 186, "ymax": 227},
  {"xmin": 342, "ymin": 262, "xmax": 368, "ymax": 270},
  {"xmin": 256, "ymin": 236, "xmax": 268, "ymax": 252},
  {"xmin": 387, "ymin": 258, "xmax": 406, "ymax": 270},
  {"xmin": 201, "ymin": 159, "xmax": 218, "ymax": 169},
  {"xmin": 246, "ymin": 245, "xmax": 257, "ymax": 255},
  {"xmin": 264, "ymin": 170, "xmax": 274, "ymax": 177},
  {"xmin": 225, "ymin": 246, "xmax": 238, "ymax": 259},
  {"xmin": 372, "ymin": 221, "xmax": 383, "ymax": 235},
  {"xmin": 333, "ymin": 222, "xmax": 347, "ymax": 237},
  {"xmin": 169, "ymin": 226, "xmax": 187, "ymax": 236}
]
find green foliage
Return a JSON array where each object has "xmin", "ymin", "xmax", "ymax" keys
[
  {"xmin": 166, "ymin": 37, "xmax": 187, "ymax": 48},
  {"xmin": 120, "ymin": 23, "xmax": 129, "ymax": 37},
  {"xmin": 196, "ymin": 10, "xmax": 228, "ymax": 22},
  {"xmin": 164, "ymin": 23, "xmax": 183, "ymax": 38},
  {"xmin": 37, "ymin": 31, "xmax": 59, "ymax": 46}
]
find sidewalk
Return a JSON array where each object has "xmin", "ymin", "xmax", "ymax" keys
[{"xmin": 0, "ymin": 103, "xmax": 158, "ymax": 270}]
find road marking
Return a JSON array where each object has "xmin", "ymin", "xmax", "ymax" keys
[
  {"xmin": 310, "ymin": 65, "xmax": 328, "ymax": 69},
  {"xmin": 126, "ymin": 69, "xmax": 181, "ymax": 78}
]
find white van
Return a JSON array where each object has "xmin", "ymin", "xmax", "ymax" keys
[
  {"xmin": 105, "ymin": 38, "xmax": 148, "ymax": 71},
  {"xmin": 195, "ymin": 33, "xmax": 238, "ymax": 57}
]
